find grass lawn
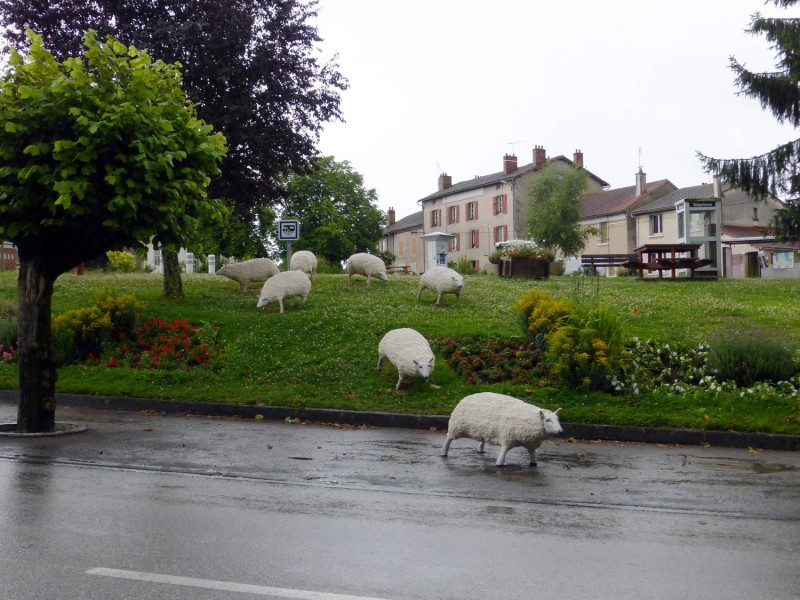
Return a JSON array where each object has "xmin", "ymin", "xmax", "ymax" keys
[{"xmin": 0, "ymin": 269, "xmax": 798, "ymax": 435}]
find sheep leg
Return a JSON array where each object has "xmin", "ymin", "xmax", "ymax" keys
[
  {"xmin": 527, "ymin": 448, "xmax": 538, "ymax": 467},
  {"xmin": 394, "ymin": 374, "xmax": 403, "ymax": 390},
  {"xmin": 496, "ymin": 446, "xmax": 510, "ymax": 466},
  {"xmin": 278, "ymin": 299, "xmax": 285, "ymax": 314},
  {"xmin": 478, "ymin": 441, "xmax": 485, "ymax": 454},
  {"xmin": 436, "ymin": 292, "xmax": 443, "ymax": 305},
  {"xmin": 416, "ymin": 288, "xmax": 423, "ymax": 301},
  {"xmin": 441, "ymin": 437, "xmax": 452, "ymax": 457},
  {"xmin": 376, "ymin": 355, "xmax": 383, "ymax": 371}
]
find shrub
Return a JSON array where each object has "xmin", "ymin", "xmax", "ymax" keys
[
  {"xmin": 544, "ymin": 303, "xmax": 631, "ymax": 391},
  {"xmin": 53, "ymin": 292, "xmax": 143, "ymax": 363},
  {"xmin": 707, "ymin": 325, "xmax": 798, "ymax": 387},
  {"xmin": 488, "ymin": 250, "xmax": 505, "ymax": 264},
  {"xmin": 452, "ymin": 255, "xmax": 477, "ymax": 275},
  {"xmin": 316, "ymin": 256, "xmax": 344, "ymax": 274},
  {"xmin": 105, "ymin": 250, "xmax": 137, "ymax": 272},
  {"xmin": 514, "ymin": 288, "xmax": 574, "ymax": 343}
]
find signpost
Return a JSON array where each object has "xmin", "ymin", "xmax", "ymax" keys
[{"xmin": 278, "ymin": 220, "xmax": 301, "ymax": 269}]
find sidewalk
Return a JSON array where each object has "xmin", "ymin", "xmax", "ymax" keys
[{"xmin": 1, "ymin": 390, "xmax": 798, "ymax": 450}]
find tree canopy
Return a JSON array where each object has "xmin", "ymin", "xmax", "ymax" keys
[
  {"xmin": 276, "ymin": 156, "xmax": 385, "ymax": 265},
  {"xmin": 524, "ymin": 164, "xmax": 592, "ymax": 258},
  {"xmin": 0, "ymin": 31, "xmax": 226, "ymax": 431},
  {"xmin": 0, "ymin": 0, "xmax": 348, "ymax": 253},
  {"xmin": 698, "ymin": 0, "xmax": 800, "ymax": 239}
]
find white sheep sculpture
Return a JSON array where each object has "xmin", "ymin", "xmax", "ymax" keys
[
  {"xmin": 256, "ymin": 270, "xmax": 311, "ymax": 313},
  {"xmin": 377, "ymin": 328, "xmax": 435, "ymax": 390},
  {"xmin": 346, "ymin": 253, "xmax": 388, "ymax": 286},
  {"xmin": 216, "ymin": 258, "xmax": 280, "ymax": 292},
  {"xmin": 441, "ymin": 392, "xmax": 563, "ymax": 466},
  {"xmin": 290, "ymin": 250, "xmax": 318, "ymax": 281},
  {"xmin": 417, "ymin": 266, "xmax": 464, "ymax": 305}
]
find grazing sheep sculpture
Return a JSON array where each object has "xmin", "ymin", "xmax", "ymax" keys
[
  {"xmin": 216, "ymin": 258, "xmax": 280, "ymax": 292},
  {"xmin": 256, "ymin": 271, "xmax": 311, "ymax": 313},
  {"xmin": 377, "ymin": 328, "xmax": 435, "ymax": 390},
  {"xmin": 417, "ymin": 266, "xmax": 464, "ymax": 305},
  {"xmin": 441, "ymin": 392, "xmax": 563, "ymax": 466},
  {"xmin": 290, "ymin": 250, "xmax": 318, "ymax": 281},
  {"xmin": 346, "ymin": 253, "xmax": 388, "ymax": 286}
]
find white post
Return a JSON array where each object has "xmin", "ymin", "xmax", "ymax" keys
[
  {"xmin": 208, "ymin": 254, "xmax": 216, "ymax": 274},
  {"xmin": 186, "ymin": 252, "xmax": 194, "ymax": 273}
]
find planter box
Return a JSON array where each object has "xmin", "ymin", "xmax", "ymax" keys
[
  {"xmin": 484, "ymin": 263, "xmax": 499, "ymax": 276},
  {"xmin": 500, "ymin": 257, "xmax": 550, "ymax": 279}
]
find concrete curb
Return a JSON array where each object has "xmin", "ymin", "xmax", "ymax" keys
[{"xmin": 1, "ymin": 390, "xmax": 799, "ymax": 451}]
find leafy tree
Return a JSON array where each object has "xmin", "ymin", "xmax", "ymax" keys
[
  {"xmin": 524, "ymin": 164, "xmax": 594, "ymax": 258},
  {"xmin": 0, "ymin": 0, "xmax": 348, "ymax": 292},
  {"xmin": 276, "ymin": 156, "xmax": 385, "ymax": 265},
  {"xmin": 0, "ymin": 31, "xmax": 226, "ymax": 432},
  {"xmin": 698, "ymin": 0, "xmax": 800, "ymax": 239}
]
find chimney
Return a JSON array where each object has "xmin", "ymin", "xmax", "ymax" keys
[
  {"xmin": 438, "ymin": 173, "xmax": 452, "ymax": 191},
  {"xmin": 573, "ymin": 149, "xmax": 584, "ymax": 168},
  {"xmin": 503, "ymin": 153, "xmax": 518, "ymax": 174},
  {"xmin": 533, "ymin": 145, "xmax": 546, "ymax": 167},
  {"xmin": 635, "ymin": 167, "xmax": 646, "ymax": 196},
  {"xmin": 712, "ymin": 175, "xmax": 722, "ymax": 198},
  {"xmin": 387, "ymin": 206, "xmax": 396, "ymax": 225}
]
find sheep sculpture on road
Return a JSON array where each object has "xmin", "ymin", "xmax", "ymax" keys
[{"xmin": 441, "ymin": 392, "xmax": 563, "ymax": 466}]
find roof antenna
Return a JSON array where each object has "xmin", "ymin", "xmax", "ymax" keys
[
  {"xmin": 508, "ymin": 140, "xmax": 525, "ymax": 155},
  {"xmin": 436, "ymin": 161, "xmax": 444, "ymax": 174},
  {"xmin": 638, "ymin": 145, "xmax": 643, "ymax": 170}
]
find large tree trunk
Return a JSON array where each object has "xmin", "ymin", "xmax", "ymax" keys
[
  {"xmin": 162, "ymin": 249, "xmax": 184, "ymax": 299},
  {"xmin": 16, "ymin": 257, "xmax": 58, "ymax": 433}
]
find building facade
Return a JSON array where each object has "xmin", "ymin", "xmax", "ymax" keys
[
  {"xmin": 381, "ymin": 208, "xmax": 424, "ymax": 274},
  {"xmin": 416, "ymin": 146, "xmax": 609, "ymax": 272}
]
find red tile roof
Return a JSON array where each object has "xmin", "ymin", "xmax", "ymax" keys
[{"xmin": 581, "ymin": 179, "xmax": 673, "ymax": 219}]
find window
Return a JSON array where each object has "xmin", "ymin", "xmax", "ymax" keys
[
  {"xmin": 494, "ymin": 225, "xmax": 508, "ymax": 245},
  {"xmin": 649, "ymin": 214, "xmax": 663, "ymax": 236},
  {"xmin": 753, "ymin": 207, "xmax": 759, "ymax": 221},
  {"xmin": 492, "ymin": 194, "xmax": 507, "ymax": 216},
  {"xmin": 410, "ymin": 239, "xmax": 417, "ymax": 254},
  {"xmin": 398, "ymin": 241, "xmax": 405, "ymax": 256},
  {"xmin": 598, "ymin": 222, "xmax": 608, "ymax": 244},
  {"xmin": 471, "ymin": 259, "xmax": 480, "ymax": 272},
  {"xmin": 448, "ymin": 205, "xmax": 459, "ymax": 224},
  {"xmin": 467, "ymin": 201, "xmax": 478, "ymax": 220},
  {"xmin": 448, "ymin": 234, "xmax": 460, "ymax": 252},
  {"xmin": 430, "ymin": 208, "xmax": 441, "ymax": 227},
  {"xmin": 470, "ymin": 229, "xmax": 480, "ymax": 248}
]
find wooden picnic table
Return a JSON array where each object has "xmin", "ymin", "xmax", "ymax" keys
[{"xmin": 632, "ymin": 243, "xmax": 711, "ymax": 279}]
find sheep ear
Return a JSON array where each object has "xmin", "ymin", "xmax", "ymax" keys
[
  {"xmin": 555, "ymin": 408, "xmax": 562, "ymax": 416},
  {"xmin": 413, "ymin": 359, "xmax": 419, "ymax": 366},
  {"xmin": 539, "ymin": 410, "xmax": 545, "ymax": 420}
]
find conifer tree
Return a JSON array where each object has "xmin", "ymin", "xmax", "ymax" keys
[{"xmin": 698, "ymin": 0, "xmax": 800, "ymax": 239}]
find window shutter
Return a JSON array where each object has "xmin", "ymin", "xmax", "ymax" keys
[
  {"xmin": 503, "ymin": 225, "xmax": 508, "ymax": 240},
  {"xmin": 475, "ymin": 202, "xmax": 479, "ymax": 219},
  {"xmin": 456, "ymin": 205, "xmax": 460, "ymax": 223},
  {"xmin": 492, "ymin": 196, "xmax": 498, "ymax": 216},
  {"xmin": 503, "ymin": 195, "xmax": 508, "ymax": 213},
  {"xmin": 455, "ymin": 233, "xmax": 460, "ymax": 251}
]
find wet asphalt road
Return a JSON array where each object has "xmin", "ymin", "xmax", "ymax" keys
[{"xmin": 0, "ymin": 402, "xmax": 799, "ymax": 600}]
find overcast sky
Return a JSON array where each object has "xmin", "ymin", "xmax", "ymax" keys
[{"xmin": 314, "ymin": 0, "xmax": 796, "ymax": 220}]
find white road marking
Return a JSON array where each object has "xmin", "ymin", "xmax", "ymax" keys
[{"xmin": 86, "ymin": 568, "xmax": 393, "ymax": 600}]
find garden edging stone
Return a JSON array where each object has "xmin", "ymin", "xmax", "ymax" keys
[{"xmin": 1, "ymin": 390, "xmax": 797, "ymax": 451}]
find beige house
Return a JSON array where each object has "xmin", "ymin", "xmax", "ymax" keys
[
  {"xmin": 580, "ymin": 169, "xmax": 677, "ymax": 269},
  {"xmin": 630, "ymin": 181, "xmax": 790, "ymax": 278},
  {"xmin": 380, "ymin": 208, "xmax": 423, "ymax": 273},
  {"xmin": 416, "ymin": 146, "xmax": 609, "ymax": 272}
]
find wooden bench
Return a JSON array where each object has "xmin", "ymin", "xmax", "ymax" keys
[
  {"xmin": 580, "ymin": 254, "xmax": 638, "ymax": 270},
  {"xmin": 386, "ymin": 264, "xmax": 411, "ymax": 275}
]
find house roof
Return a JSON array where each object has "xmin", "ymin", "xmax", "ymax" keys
[
  {"xmin": 383, "ymin": 210, "xmax": 423, "ymax": 235},
  {"xmin": 631, "ymin": 183, "xmax": 724, "ymax": 216},
  {"xmin": 581, "ymin": 179, "xmax": 674, "ymax": 219},
  {"xmin": 417, "ymin": 155, "xmax": 610, "ymax": 204},
  {"xmin": 721, "ymin": 224, "xmax": 774, "ymax": 239}
]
